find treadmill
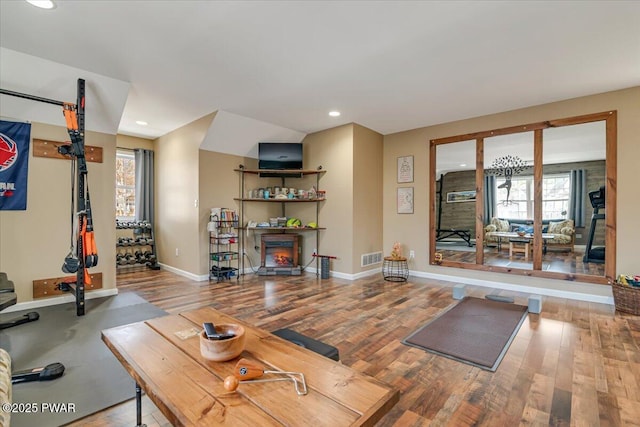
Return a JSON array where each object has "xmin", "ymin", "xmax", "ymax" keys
[{"xmin": 583, "ymin": 186, "xmax": 605, "ymax": 264}]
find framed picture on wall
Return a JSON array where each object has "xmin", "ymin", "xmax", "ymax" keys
[
  {"xmin": 397, "ymin": 155, "xmax": 414, "ymax": 183},
  {"xmin": 397, "ymin": 187, "xmax": 414, "ymax": 214},
  {"xmin": 446, "ymin": 190, "xmax": 476, "ymax": 203}
]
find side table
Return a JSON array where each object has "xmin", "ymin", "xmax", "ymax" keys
[
  {"xmin": 382, "ymin": 256, "xmax": 409, "ymax": 282},
  {"xmin": 509, "ymin": 238, "xmax": 530, "ymax": 261}
]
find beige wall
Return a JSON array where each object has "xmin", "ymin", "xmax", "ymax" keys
[
  {"xmin": 352, "ymin": 124, "xmax": 383, "ymax": 273},
  {"xmin": 198, "ymin": 151, "xmax": 257, "ymax": 275},
  {"xmin": 383, "ymin": 86, "xmax": 640, "ymax": 296},
  {"xmin": 116, "ymin": 134, "xmax": 154, "ymax": 151},
  {"xmin": 0, "ymin": 122, "xmax": 116, "ymax": 302},
  {"xmin": 155, "ymin": 113, "xmax": 215, "ymax": 274},
  {"xmin": 302, "ymin": 124, "xmax": 355, "ymax": 273},
  {"xmin": 197, "ymin": 124, "xmax": 378, "ymax": 277}
]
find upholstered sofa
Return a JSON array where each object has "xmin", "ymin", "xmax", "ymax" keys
[
  {"xmin": 0, "ymin": 348, "xmax": 10, "ymax": 427},
  {"xmin": 485, "ymin": 217, "xmax": 575, "ymax": 252}
]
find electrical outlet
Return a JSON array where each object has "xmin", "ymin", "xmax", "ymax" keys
[
  {"xmin": 313, "ymin": 248, "xmax": 317, "ymax": 254},
  {"xmin": 194, "ymin": 199, "xmax": 199, "ymax": 208},
  {"xmin": 409, "ymin": 250, "xmax": 415, "ymax": 259},
  {"xmin": 175, "ymin": 248, "xmax": 180, "ymax": 257}
]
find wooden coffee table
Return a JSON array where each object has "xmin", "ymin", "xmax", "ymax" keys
[
  {"xmin": 491, "ymin": 231, "xmax": 554, "ymax": 254},
  {"xmin": 102, "ymin": 307, "xmax": 399, "ymax": 426}
]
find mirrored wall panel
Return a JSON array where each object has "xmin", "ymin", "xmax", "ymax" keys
[
  {"xmin": 543, "ymin": 121, "xmax": 606, "ymax": 277},
  {"xmin": 429, "ymin": 110, "xmax": 616, "ymax": 284},
  {"xmin": 483, "ymin": 132, "xmax": 535, "ymax": 270},
  {"xmin": 434, "ymin": 140, "xmax": 476, "ymax": 264}
]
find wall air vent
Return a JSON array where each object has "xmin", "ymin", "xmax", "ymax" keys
[{"xmin": 361, "ymin": 251, "xmax": 383, "ymax": 267}]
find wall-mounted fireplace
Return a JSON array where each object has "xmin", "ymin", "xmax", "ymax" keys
[{"xmin": 258, "ymin": 234, "xmax": 301, "ymax": 275}]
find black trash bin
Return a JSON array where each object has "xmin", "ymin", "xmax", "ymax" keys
[{"xmin": 321, "ymin": 256, "xmax": 330, "ymax": 279}]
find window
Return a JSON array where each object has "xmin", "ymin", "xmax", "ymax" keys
[
  {"xmin": 542, "ymin": 174, "xmax": 571, "ymax": 219},
  {"xmin": 495, "ymin": 173, "xmax": 570, "ymax": 220},
  {"xmin": 115, "ymin": 150, "xmax": 135, "ymax": 219}
]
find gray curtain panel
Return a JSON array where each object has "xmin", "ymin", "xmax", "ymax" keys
[
  {"xmin": 569, "ymin": 169, "xmax": 586, "ymax": 227},
  {"xmin": 134, "ymin": 149, "xmax": 154, "ymax": 224},
  {"xmin": 483, "ymin": 175, "xmax": 496, "ymax": 223}
]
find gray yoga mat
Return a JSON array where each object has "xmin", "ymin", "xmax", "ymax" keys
[
  {"xmin": 0, "ymin": 292, "xmax": 166, "ymax": 427},
  {"xmin": 403, "ymin": 297, "xmax": 528, "ymax": 371}
]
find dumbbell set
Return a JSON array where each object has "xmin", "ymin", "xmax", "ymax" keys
[
  {"xmin": 115, "ymin": 219, "xmax": 160, "ymax": 270},
  {"xmin": 116, "ymin": 250, "xmax": 157, "ymax": 266},
  {"xmin": 117, "ymin": 236, "xmax": 154, "ymax": 246},
  {"xmin": 116, "ymin": 220, "xmax": 153, "ymax": 229}
]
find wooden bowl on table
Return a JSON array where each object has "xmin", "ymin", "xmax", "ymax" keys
[{"xmin": 199, "ymin": 324, "xmax": 245, "ymax": 362}]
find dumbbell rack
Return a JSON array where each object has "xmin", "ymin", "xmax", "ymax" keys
[{"xmin": 116, "ymin": 220, "xmax": 160, "ymax": 270}]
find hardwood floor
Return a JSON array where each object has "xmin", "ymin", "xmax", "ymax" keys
[
  {"xmin": 436, "ymin": 244, "xmax": 606, "ymax": 277},
  {"xmin": 71, "ymin": 269, "xmax": 639, "ymax": 426}
]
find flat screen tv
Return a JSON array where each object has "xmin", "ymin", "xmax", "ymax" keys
[{"xmin": 258, "ymin": 143, "xmax": 303, "ymax": 174}]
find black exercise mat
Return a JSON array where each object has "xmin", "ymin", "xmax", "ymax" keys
[
  {"xmin": 403, "ymin": 297, "xmax": 528, "ymax": 371},
  {"xmin": 0, "ymin": 292, "xmax": 166, "ymax": 426}
]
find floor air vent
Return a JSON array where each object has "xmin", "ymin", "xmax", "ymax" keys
[{"xmin": 361, "ymin": 251, "xmax": 383, "ymax": 267}]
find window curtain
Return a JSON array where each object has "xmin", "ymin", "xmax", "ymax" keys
[
  {"xmin": 569, "ymin": 169, "xmax": 586, "ymax": 227},
  {"xmin": 483, "ymin": 175, "xmax": 496, "ymax": 223},
  {"xmin": 134, "ymin": 149, "xmax": 154, "ymax": 225}
]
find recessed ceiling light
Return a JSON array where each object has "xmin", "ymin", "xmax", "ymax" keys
[
  {"xmin": 135, "ymin": 120, "xmax": 148, "ymax": 126},
  {"xmin": 328, "ymin": 111, "xmax": 341, "ymax": 117},
  {"xmin": 26, "ymin": 0, "xmax": 56, "ymax": 9},
  {"xmin": 460, "ymin": 163, "xmax": 467, "ymax": 167}
]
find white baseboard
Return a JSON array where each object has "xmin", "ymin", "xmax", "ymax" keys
[
  {"xmin": 155, "ymin": 262, "xmax": 612, "ymax": 306},
  {"xmin": 408, "ymin": 269, "xmax": 614, "ymax": 305},
  {"xmin": 302, "ymin": 266, "xmax": 613, "ymax": 305},
  {"xmin": 158, "ymin": 263, "xmax": 209, "ymax": 282},
  {"xmin": 302, "ymin": 266, "xmax": 380, "ymax": 281},
  {"xmin": 2, "ymin": 288, "xmax": 119, "ymax": 314}
]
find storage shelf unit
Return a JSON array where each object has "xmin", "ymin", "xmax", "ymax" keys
[
  {"xmin": 234, "ymin": 166, "xmax": 326, "ymax": 276},
  {"xmin": 209, "ymin": 208, "xmax": 239, "ymax": 282}
]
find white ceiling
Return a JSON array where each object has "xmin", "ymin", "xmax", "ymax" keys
[{"xmin": 1, "ymin": 1, "xmax": 639, "ymax": 155}]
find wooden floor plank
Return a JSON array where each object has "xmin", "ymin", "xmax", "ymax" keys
[{"xmin": 70, "ymin": 269, "xmax": 639, "ymax": 426}]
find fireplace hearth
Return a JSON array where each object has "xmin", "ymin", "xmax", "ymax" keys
[{"xmin": 258, "ymin": 234, "xmax": 301, "ymax": 275}]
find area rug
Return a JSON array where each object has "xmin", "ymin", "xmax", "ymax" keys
[
  {"xmin": 402, "ymin": 297, "xmax": 528, "ymax": 371},
  {"xmin": 0, "ymin": 292, "xmax": 166, "ymax": 427}
]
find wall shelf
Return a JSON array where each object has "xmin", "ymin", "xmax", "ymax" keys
[
  {"xmin": 234, "ymin": 198, "xmax": 325, "ymax": 203},
  {"xmin": 236, "ymin": 166, "xmax": 325, "ymax": 276},
  {"xmin": 234, "ymin": 168, "xmax": 326, "ymax": 176},
  {"xmin": 238, "ymin": 227, "xmax": 326, "ymax": 231}
]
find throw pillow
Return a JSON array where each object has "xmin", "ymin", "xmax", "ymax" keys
[
  {"xmin": 519, "ymin": 225, "xmax": 534, "ymax": 234},
  {"xmin": 492, "ymin": 218, "xmax": 510, "ymax": 232},
  {"xmin": 560, "ymin": 227, "xmax": 574, "ymax": 235}
]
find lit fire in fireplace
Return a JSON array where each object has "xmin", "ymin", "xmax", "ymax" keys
[{"xmin": 271, "ymin": 251, "xmax": 294, "ymax": 266}]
